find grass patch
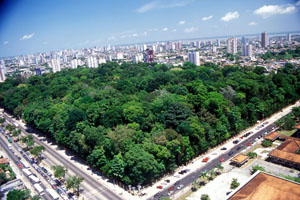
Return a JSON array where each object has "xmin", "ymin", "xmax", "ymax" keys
[{"xmin": 278, "ymin": 129, "xmax": 297, "ymax": 137}]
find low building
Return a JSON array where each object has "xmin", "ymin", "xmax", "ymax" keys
[
  {"xmin": 264, "ymin": 131, "xmax": 280, "ymax": 141},
  {"xmin": 227, "ymin": 171, "xmax": 300, "ymax": 200},
  {"xmin": 230, "ymin": 154, "xmax": 249, "ymax": 167},
  {"xmin": 268, "ymin": 136, "xmax": 300, "ymax": 170},
  {"xmin": 0, "ymin": 158, "xmax": 8, "ymax": 165}
]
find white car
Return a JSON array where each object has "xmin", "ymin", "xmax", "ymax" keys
[{"xmin": 177, "ymin": 184, "xmax": 184, "ymax": 190}]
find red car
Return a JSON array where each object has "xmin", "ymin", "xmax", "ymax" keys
[
  {"xmin": 220, "ymin": 157, "xmax": 225, "ymax": 162},
  {"xmin": 168, "ymin": 186, "xmax": 174, "ymax": 191},
  {"xmin": 156, "ymin": 185, "xmax": 163, "ymax": 189},
  {"xmin": 202, "ymin": 157, "xmax": 209, "ymax": 162},
  {"xmin": 248, "ymin": 142, "xmax": 252, "ymax": 146}
]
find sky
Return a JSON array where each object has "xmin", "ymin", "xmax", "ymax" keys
[{"xmin": 0, "ymin": 0, "xmax": 300, "ymax": 57}]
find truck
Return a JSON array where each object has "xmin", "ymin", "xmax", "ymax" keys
[
  {"xmin": 46, "ymin": 188, "xmax": 60, "ymax": 200},
  {"xmin": 22, "ymin": 168, "xmax": 32, "ymax": 176},
  {"xmin": 28, "ymin": 174, "xmax": 40, "ymax": 183},
  {"xmin": 21, "ymin": 160, "xmax": 30, "ymax": 169},
  {"xmin": 33, "ymin": 183, "xmax": 44, "ymax": 195}
]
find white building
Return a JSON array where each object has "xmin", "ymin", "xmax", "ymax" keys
[
  {"xmin": 87, "ymin": 56, "xmax": 98, "ymax": 68},
  {"xmin": 106, "ymin": 55, "xmax": 112, "ymax": 62},
  {"xmin": 51, "ymin": 58, "xmax": 61, "ymax": 73},
  {"xmin": 188, "ymin": 51, "xmax": 200, "ymax": 66},
  {"xmin": 99, "ymin": 58, "xmax": 106, "ymax": 64},
  {"xmin": 227, "ymin": 37, "xmax": 237, "ymax": 54},
  {"xmin": 0, "ymin": 62, "xmax": 6, "ymax": 82},
  {"xmin": 196, "ymin": 41, "xmax": 201, "ymax": 49},
  {"xmin": 71, "ymin": 59, "xmax": 80, "ymax": 69},
  {"xmin": 116, "ymin": 53, "xmax": 124, "ymax": 60},
  {"xmin": 133, "ymin": 54, "xmax": 143, "ymax": 63},
  {"xmin": 242, "ymin": 44, "xmax": 253, "ymax": 57}
]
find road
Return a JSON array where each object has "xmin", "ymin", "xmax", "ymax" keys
[
  {"xmin": 0, "ymin": 126, "xmax": 52, "ymax": 200},
  {"xmin": 151, "ymin": 123, "xmax": 277, "ymax": 199},
  {"xmin": 1, "ymin": 112, "xmax": 124, "ymax": 200}
]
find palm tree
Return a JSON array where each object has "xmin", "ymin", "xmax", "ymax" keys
[
  {"xmin": 199, "ymin": 171, "xmax": 208, "ymax": 185},
  {"xmin": 208, "ymin": 169, "xmax": 216, "ymax": 180},
  {"xmin": 215, "ymin": 163, "xmax": 224, "ymax": 175}
]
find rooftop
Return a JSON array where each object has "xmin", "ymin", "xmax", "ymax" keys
[
  {"xmin": 294, "ymin": 123, "xmax": 300, "ymax": 129},
  {"xmin": 228, "ymin": 172, "xmax": 300, "ymax": 200},
  {"xmin": 0, "ymin": 158, "xmax": 8, "ymax": 165},
  {"xmin": 269, "ymin": 137, "xmax": 300, "ymax": 164},
  {"xmin": 231, "ymin": 154, "xmax": 249, "ymax": 164},
  {"xmin": 264, "ymin": 131, "xmax": 280, "ymax": 141}
]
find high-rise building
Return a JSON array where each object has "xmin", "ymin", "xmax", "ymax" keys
[
  {"xmin": 211, "ymin": 46, "xmax": 217, "ymax": 53},
  {"xmin": 106, "ymin": 55, "xmax": 112, "ymax": 62},
  {"xmin": 87, "ymin": 56, "xmax": 98, "ymax": 68},
  {"xmin": 242, "ymin": 44, "xmax": 253, "ymax": 57},
  {"xmin": 227, "ymin": 37, "xmax": 237, "ymax": 54},
  {"xmin": 241, "ymin": 37, "xmax": 247, "ymax": 45},
  {"xmin": 133, "ymin": 54, "xmax": 143, "ymax": 64},
  {"xmin": 216, "ymin": 39, "xmax": 220, "ymax": 47},
  {"xmin": 287, "ymin": 33, "xmax": 292, "ymax": 41},
  {"xmin": 188, "ymin": 51, "xmax": 200, "ymax": 66},
  {"xmin": 116, "ymin": 53, "xmax": 124, "ymax": 60},
  {"xmin": 34, "ymin": 68, "xmax": 42, "ymax": 76},
  {"xmin": 143, "ymin": 49, "xmax": 154, "ymax": 63},
  {"xmin": 71, "ymin": 59, "xmax": 79, "ymax": 69},
  {"xmin": 0, "ymin": 62, "xmax": 6, "ymax": 82},
  {"xmin": 261, "ymin": 32, "xmax": 269, "ymax": 48},
  {"xmin": 196, "ymin": 41, "xmax": 201, "ymax": 49},
  {"xmin": 51, "ymin": 58, "xmax": 61, "ymax": 73}
]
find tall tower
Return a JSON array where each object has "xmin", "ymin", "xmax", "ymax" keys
[
  {"xmin": 188, "ymin": 51, "xmax": 200, "ymax": 66},
  {"xmin": 227, "ymin": 37, "xmax": 237, "ymax": 54},
  {"xmin": 0, "ymin": 61, "xmax": 6, "ymax": 82},
  {"xmin": 51, "ymin": 58, "xmax": 61, "ymax": 73},
  {"xmin": 242, "ymin": 44, "xmax": 253, "ymax": 57},
  {"xmin": 261, "ymin": 32, "xmax": 269, "ymax": 48}
]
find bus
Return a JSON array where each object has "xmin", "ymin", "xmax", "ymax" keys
[
  {"xmin": 22, "ymin": 168, "xmax": 32, "ymax": 176},
  {"xmin": 33, "ymin": 183, "xmax": 44, "ymax": 196},
  {"xmin": 21, "ymin": 160, "xmax": 31, "ymax": 169},
  {"xmin": 29, "ymin": 174, "xmax": 40, "ymax": 183},
  {"xmin": 46, "ymin": 188, "xmax": 60, "ymax": 200}
]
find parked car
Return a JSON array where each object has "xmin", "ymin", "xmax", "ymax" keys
[
  {"xmin": 165, "ymin": 179, "xmax": 170, "ymax": 183},
  {"xmin": 247, "ymin": 142, "xmax": 252, "ymax": 146},
  {"xmin": 168, "ymin": 186, "xmax": 174, "ymax": 191},
  {"xmin": 156, "ymin": 185, "xmax": 163, "ymax": 189},
  {"xmin": 177, "ymin": 184, "xmax": 184, "ymax": 190},
  {"xmin": 221, "ymin": 147, "xmax": 227, "ymax": 150},
  {"xmin": 228, "ymin": 151, "xmax": 234, "ymax": 156},
  {"xmin": 236, "ymin": 146, "xmax": 241, "ymax": 151},
  {"xmin": 220, "ymin": 157, "xmax": 225, "ymax": 162},
  {"xmin": 202, "ymin": 157, "xmax": 209, "ymax": 162},
  {"xmin": 233, "ymin": 140, "xmax": 239, "ymax": 144}
]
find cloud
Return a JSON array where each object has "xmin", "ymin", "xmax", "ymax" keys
[
  {"xmin": 42, "ymin": 42, "xmax": 48, "ymax": 45},
  {"xmin": 254, "ymin": 5, "xmax": 296, "ymax": 18},
  {"xmin": 296, "ymin": 0, "xmax": 300, "ymax": 6},
  {"xmin": 179, "ymin": 20, "xmax": 186, "ymax": 25},
  {"xmin": 248, "ymin": 21, "xmax": 257, "ymax": 26},
  {"xmin": 202, "ymin": 15, "xmax": 213, "ymax": 21},
  {"xmin": 221, "ymin": 11, "xmax": 239, "ymax": 22},
  {"xmin": 20, "ymin": 33, "xmax": 35, "ymax": 40},
  {"xmin": 143, "ymin": 32, "xmax": 148, "ymax": 36},
  {"xmin": 108, "ymin": 36, "xmax": 116, "ymax": 41},
  {"xmin": 172, "ymin": 29, "xmax": 177, "ymax": 32},
  {"xmin": 3, "ymin": 41, "xmax": 8, "ymax": 44},
  {"xmin": 132, "ymin": 33, "xmax": 138, "ymax": 37},
  {"xmin": 136, "ymin": 0, "xmax": 194, "ymax": 13},
  {"xmin": 184, "ymin": 27, "xmax": 198, "ymax": 33},
  {"xmin": 136, "ymin": 1, "xmax": 157, "ymax": 13},
  {"xmin": 162, "ymin": 27, "xmax": 168, "ymax": 31}
]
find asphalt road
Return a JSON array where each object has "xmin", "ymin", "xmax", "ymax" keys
[
  {"xmin": 152, "ymin": 123, "xmax": 276, "ymax": 200},
  {"xmin": 0, "ymin": 126, "xmax": 52, "ymax": 200},
  {"xmin": 2, "ymin": 112, "xmax": 123, "ymax": 200}
]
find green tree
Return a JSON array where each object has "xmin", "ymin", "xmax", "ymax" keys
[
  {"xmin": 30, "ymin": 145, "xmax": 45, "ymax": 159},
  {"xmin": 215, "ymin": 163, "xmax": 224, "ymax": 175},
  {"xmin": 230, "ymin": 178, "xmax": 240, "ymax": 189},
  {"xmin": 201, "ymin": 194, "xmax": 210, "ymax": 200},
  {"xmin": 66, "ymin": 175, "xmax": 84, "ymax": 196},
  {"xmin": 262, "ymin": 139, "xmax": 272, "ymax": 147},
  {"xmin": 246, "ymin": 152, "xmax": 257, "ymax": 159},
  {"xmin": 251, "ymin": 165, "xmax": 265, "ymax": 174},
  {"xmin": 51, "ymin": 165, "xmax": 68, "ymax": 180},
  {"xmin": 21, "ymin": 135, "xmax": 34, "ymax": 149},
  {"xmin": 7, "ymin": 189, "xmax": 30, "ymax": 200}
]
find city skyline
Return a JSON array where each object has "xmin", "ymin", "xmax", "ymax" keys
[{"xmin": 0, "ymin": 0, "xmax": 300, "ymax": 57}]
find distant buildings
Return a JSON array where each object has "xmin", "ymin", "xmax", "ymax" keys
[
  {"xmin": 227, "ymin": 37, "xmax": 237, "ymax": 54},
  {"xmin": 51, "ymin": 58, "xmax": 61, "ymax": 73},
  {"xmin": 71, "ymin": 59, "xmax": 80, "ymax": 69},
  {"xmin": 143, "ymin": 49, "xmax": 154, "ymax": 63},
  {"xmin": 241, "ymin": 37, "xmax": 247, "ymax": 45},
  {"xmin": 133, "ymin": 54, "xmax": 143, "ymax": 63},
  {"xmin": 34, "ymin": 68, "xmax": 42, "ymax": 76},
  {"xmin": 87, "ymin": 56, "xmax": 98, "ymax": 68},
  {"xmin": 242, "ymin": 44, "xmax": 253, "ymax": 57},
  {"xmin": 287, "ymin": 33, "xmax": 292, "ymax": 42},
  {"xmin": 261, "ymin": 32, "xmax": 269, "ymax": 48},
  {"xmin": 188, "ymin": 51, "xmax": 200, "ymax": 66}
]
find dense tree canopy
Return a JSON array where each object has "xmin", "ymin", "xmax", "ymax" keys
[{"xmin": 0, "ymin": 62, "xmax": 299, "ymax": 185}]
